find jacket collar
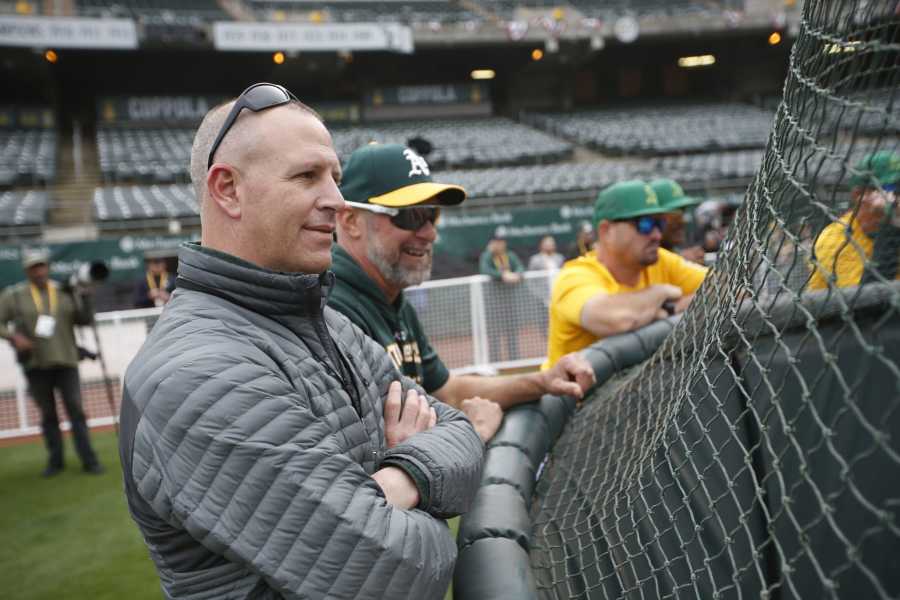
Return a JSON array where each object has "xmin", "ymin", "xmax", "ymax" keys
[
  {"xmin": 177, "ymin": 242, "xmax": 333, "ymax": 316},
  {"xmin": 331, "ymin": 244, "xmax": 405, "ymax": 311}
]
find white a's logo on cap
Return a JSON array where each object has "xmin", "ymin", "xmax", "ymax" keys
[{"xmin": 403, "ymin": 148, "xmax": 430, "ymax": 178}]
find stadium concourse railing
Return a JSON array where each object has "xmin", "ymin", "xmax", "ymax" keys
[
  {"xmin": 0, "ymin": 269, "xmax": 556, "ymax": 439},
  {"xmin": 453, "ymin": 282, "xmax": 900, "ymax": 599}
]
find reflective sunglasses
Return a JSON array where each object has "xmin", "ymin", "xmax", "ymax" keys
[
  {"xmin": 883, "ymin": 183, "xmax": 897, "ymax": 193},
  {"xmin": 207, "ymin": 83, "xmax": 299, "ymax": 169},
  {"xmin": 617, "ymin": 215, "xmax": 667, "ymax": 235},
  {"xmin": 345, "ymin": 201, "xmax": 440, "ymax": 231}
]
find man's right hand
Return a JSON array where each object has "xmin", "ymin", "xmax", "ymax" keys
[
  {"xmin": 460, "ymin": 397, "xmax": 503, "ymax": 442},
  {"xmin": 651, "ymin": 284, "xmax": 682, "ymax": 320},
  {"xmin": 384, "ymin": 381, "xmax": 437, "ymax": 449},
  {"xmin": 11, "ymin": 333, "xmax": 33, "ymax": 353}
]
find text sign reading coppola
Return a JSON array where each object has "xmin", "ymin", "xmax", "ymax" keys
[
  {"xmin": 98, "ymin": 96, "xmax": 224, "ymax": 125},
  {"xmin": 213, "ymin": 22, "xmax": 413, "ymax": 53},
  {"xmin": 0, "ymin": 15, "xmax": 137, "ymax": 49}
]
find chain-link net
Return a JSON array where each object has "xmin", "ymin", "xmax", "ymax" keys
[{"xmin": 529, "ymin": 2, "xmax": 900, "ymax": 598}]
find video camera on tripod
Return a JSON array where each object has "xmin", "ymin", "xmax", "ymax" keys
[{"xmin": 62, "ymin": 260, "xmax": 110, "ymax": 293}]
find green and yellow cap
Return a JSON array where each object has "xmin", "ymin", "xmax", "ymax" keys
[
  {"xmin": 849, "ymin": 150, "xmax": 900, "ymax": 189},
  {"xmin": 649, "ymin": 178, "xmax": 700, "ymax": 211},
  {"xmin": 339, "ymin": 143, "xmax": 466, "ymax": 208},
  {"xmin": 593, "ymin": 179, "xmax": 667, "ymax": 225}
]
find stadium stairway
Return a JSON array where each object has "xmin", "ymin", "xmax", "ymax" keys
[{"xmin": 47, "ymin": 129, "xmax": 100, "ymax": 233}]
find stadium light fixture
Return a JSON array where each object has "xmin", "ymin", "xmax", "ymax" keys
[
  {"xmin": 44, "ymin": 49, "xmax": 58, "ymax": 64},
  {"xmin": 471, "ymin": 69, "xmax": 496, "ymax": 80},
  {"xmin": 677, "ymin": 54, "xmax": 715, "ymax": 68},
  {"xmin": 272, "ymin": 51, "xmax": 286, "ymax": 65},
  {"xmin": 768, "ymin": 32, "xmax": 782, "ymax": 45},
  {"xmin": 532, "ymin": 48, "xmax": 544, "ymax": 61}
]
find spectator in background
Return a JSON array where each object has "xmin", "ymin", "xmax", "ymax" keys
[
  {"xmin": 566, "ymin": 221, "xmax": 596, "ymax": 259},
  {"xmin": 0, "ymin": 249, "xmax": 103, "ymax": 477},
  {"xmin": 808, "ymin": 150, "xmax": 900, "ymax": 290},
  {"xmin": 332, "ymin": 144, "xmax": 593, "ymax": 442},
  {"xmin": 650, "ymin": 178, "xmax": 707, "ymax": 265},
  {"xmin": 133, "ymin": 250, "xmax": 176, "ymax": 308},
  {"xmin": 480, "ymin": 230, "xmax": 525, "ymax": 362},
  {"xmin": 545, "ymin": 180, "xmax": 709, "ymax": 368},
  {"xmin": 528, "ymin": 235, "xmax": 565, "ymax": 272}
]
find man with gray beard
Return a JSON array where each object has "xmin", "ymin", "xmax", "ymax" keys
[{"xmin": 330, "ymin": 144, "xmax": 595, "ymax": 442}]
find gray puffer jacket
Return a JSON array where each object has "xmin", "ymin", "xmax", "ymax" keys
[{"xmin": 119, "ymin": 243, "xmax": 484, "ymax": 599}]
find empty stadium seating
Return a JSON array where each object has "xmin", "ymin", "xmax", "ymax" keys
[
  {"xmin": 93, "ymin": 184, "xmax": 198, "ymax": 224},
  {"xmin": 97, "ymin": 128, "xmax": 193, "ymax": 184},
  {"xmin": 528, "ymin": 104, "xmax": 774, "ymax": 156},
  {"xmin": 331, "ymin": 117, "xmax": 574, "ymax": 168},
  {"xmin": 78, "ymin": 0, "xmax": 229, "ymax": 22},
  {"xmin": 0, "ymin": 129, "xmax": 58, "ymax": 188},
  {"xmin": 0, "ymin": 190, "xmax": 50, "ymax": 230},
  {"xmin": 247, "ymin": 1, "xmax": 475, "ymax": 24}
]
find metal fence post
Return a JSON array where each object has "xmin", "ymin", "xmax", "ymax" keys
[{"xmin": 470, "ymin": 276, "xmax": 490, "ymax": 367}]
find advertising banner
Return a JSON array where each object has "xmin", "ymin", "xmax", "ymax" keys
[
  {"xmin": 213, "ymin": 22, "xmax": 413, "ymax": 53},
  {"xmin": 0, "ymin": 16, "xmax": 137, "ymax": 49}
]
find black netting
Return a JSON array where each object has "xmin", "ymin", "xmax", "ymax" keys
[{"xmin": 529, "ymin": 2, "xmax": 900, "ymax": 599}]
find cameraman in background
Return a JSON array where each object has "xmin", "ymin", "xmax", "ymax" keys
[{"xmin": 0, "ymin": 249, "xmax": 104, "ymax": 477}]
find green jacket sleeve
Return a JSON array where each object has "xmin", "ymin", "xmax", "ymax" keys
[
  {"xmin": 479, "ymin": 251, "xmax": 502, "ymax": 279},
  {"xmin": 0, "ymin": 288, "xmax": 14, "ymax": 340},
  {"xmin": 510, "ymin": 251, "xmax": 525, "ymax": 274}
]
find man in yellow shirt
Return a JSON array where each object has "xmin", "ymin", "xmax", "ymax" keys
[
  {"xmin": 545, "ymin": 179, "xmax": 709, "ymax": 367},
  {"xmin": 808, "ymin": 151, "xmax": 900, "ymax": 290}
]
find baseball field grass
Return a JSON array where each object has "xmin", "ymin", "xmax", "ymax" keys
[{"xmin": 0, "ymin": 430, "xmax": 459, "ymax": 600}]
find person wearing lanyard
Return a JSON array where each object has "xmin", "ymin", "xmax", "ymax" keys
[
  {"xmin": 0, "ymin": 249, "xmax": 103, "ymax": 477},
  {"xmin": 479, "ymin": 230, "xmax": 526, "ymax": 362},
  {"xmin": 133, "ymin": 252, "xmax": 176, "ymax": 308}
]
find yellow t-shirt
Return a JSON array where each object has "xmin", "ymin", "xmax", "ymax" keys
[
  {"xmin": 544, "ymin": 249, "xmax": 708, "ymax": 368},
  {"xmin": 807, "ymin": 211, "xmax": 886, "ymax": 290}
]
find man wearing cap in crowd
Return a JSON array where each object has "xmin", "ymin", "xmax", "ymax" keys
[
  {"xmin": 0, "ymin": 249, "xmax": 103, "ymax": 477},
  {"xmin": 545, "ymin": 179, "xmax": 709, "ymax": 368},
  {"xmin": 808, "ymin": 150, "xmax": 900, "ymax": 290},
  {"xmin": 651, "ymin": 178, "xmax": 707, "ymax": 265},
  {"xmin": 330, "ymin": 143, "xmax": 595, "ymax": 442}
]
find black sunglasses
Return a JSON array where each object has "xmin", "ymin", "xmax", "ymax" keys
[
  {"xmin": 207, "ymin": 83, "xmax": 299, "ymax": 169},
  {"xmin": 345, "ymin": 201, "xmax": 440, "ymax": 231},
  {"xmin": 617, "ymin": 215, "xmax": 667, "ymax": 235}
]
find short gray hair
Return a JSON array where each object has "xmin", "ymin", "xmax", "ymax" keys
[{"xmin": 190, "ymin": 100, "xmax": 233, "ymax": 205}]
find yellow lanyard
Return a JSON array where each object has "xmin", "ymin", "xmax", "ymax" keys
[
  {"xmin": 29, "ymin": 282, "xmax": 57, "ymax": 315},
  {"xmin": 493, "ymin": 253, "xmax": 510, "ymax": 271},
  {"xmin": 147, "ymin": 272, "xmax": 168, "ymax": 291}
]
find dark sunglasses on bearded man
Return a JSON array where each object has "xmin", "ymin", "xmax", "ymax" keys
[
  {"xmin": 616, "ymin": 215, "xmax": 667, "ymax": 235},
  {"xmin": 345, "ymin": 201, "xmax": 440, "ymax": 232}
]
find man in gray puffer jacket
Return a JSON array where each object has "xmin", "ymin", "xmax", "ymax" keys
[{"xmin": 119, "ymin": 83, "xmax": 485, "ymax": 599}]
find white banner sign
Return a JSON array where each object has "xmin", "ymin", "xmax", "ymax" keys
[
  {"xmin": 0, "ymin": 16, "xmax": 137, "ymax": 49},
  {"xmin": 213, "ymin": 22, "xmax": 413, "ymax": 53}
]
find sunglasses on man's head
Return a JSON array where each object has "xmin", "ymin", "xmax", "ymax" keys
[
  {"xmin": 617, "ymin": 215, "xmax": 667, "ymax": 235},
  {"xmin": 345, "ymin": 201, "xmax": 440, "ymax": 231},
  {"xmin": 207, "ymin": 83, "xmax": 299, "ymax": 169}
]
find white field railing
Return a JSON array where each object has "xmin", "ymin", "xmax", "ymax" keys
[{"xmin": 0, "ymin": 270, "xmax": 556, "ymax": 439}]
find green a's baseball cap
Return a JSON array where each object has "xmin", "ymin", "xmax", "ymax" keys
[
  {"xmin": 849, "ymin": 150, "xmax": 900, "ymax": 189},
  {"xmin": 593, "ymin": 179, "xmax": 667, "ymax": 225},
  {"xmin": 339, "ymin": 143, "xmax": 466, "ymax": 208},
  {"xmin": 649, "ymin": 178, "xmax": 700, "ymax": 211}
]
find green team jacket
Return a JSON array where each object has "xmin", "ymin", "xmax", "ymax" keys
[
  {"xmin": 479, "ymin": 249, "xmax": 525, "ymax": 279},
  {"xmin": 0, "ymin": 280, "xmax": 93, "ymax": 370},
  {"xmin": 328, "ymin": 245, "xmax": 450, "ymax": 393}
]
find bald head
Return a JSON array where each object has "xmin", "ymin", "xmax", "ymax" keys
[{"xmin": 190, "ymin": 98, "xmax": 322, "ymax": 206}]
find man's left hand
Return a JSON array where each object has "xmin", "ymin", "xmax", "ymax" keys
[{"xmin": 541, "ymin": 353, "xmax": 596, "ymax": 399}]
